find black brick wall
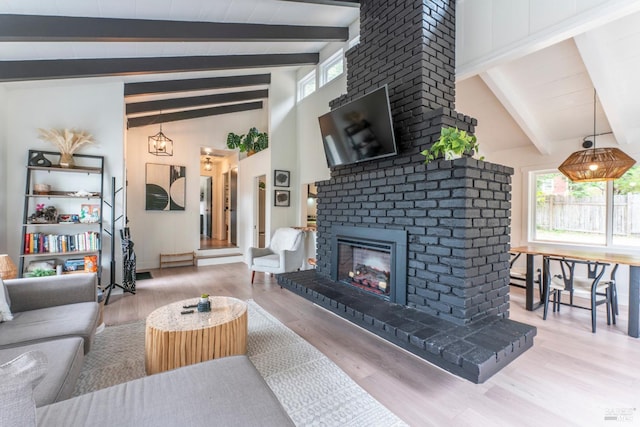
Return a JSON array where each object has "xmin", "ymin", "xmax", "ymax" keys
[{"xmin": 316, "ymin": 0, "xmax": 515, "ymax": 325}]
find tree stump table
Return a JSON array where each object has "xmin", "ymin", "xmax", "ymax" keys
[{"xmin": 145, "ymin": 296, "xmax": 248, "ymax": 375}]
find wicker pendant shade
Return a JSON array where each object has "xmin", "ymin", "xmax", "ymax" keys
[
  {"xmin": 558, "ymin": 147, "xmax": 636, "ymax": 182},
  {"xmin": 558, "ymin": 89, "xmax": 636, "ymax": 182}
]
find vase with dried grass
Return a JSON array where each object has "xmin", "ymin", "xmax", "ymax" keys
[{"xmin": 37, "ymin": 128, "xmax": 95, "ymax": 168}]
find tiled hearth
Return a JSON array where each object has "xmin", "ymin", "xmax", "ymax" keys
[{"xmin": 278, "ymin": 270, "xmax": 535, "ymax": 384}]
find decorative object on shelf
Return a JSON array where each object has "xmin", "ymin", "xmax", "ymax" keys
[
  {"xmin": 274, "ymin": 170, "xmax": 290, "ymax": 187},
  {"xmin": 0, "ymin": 254, "xmax": 18, "ymax": 279},
  {"xmin": 79, "ymin": 204, "xmax": 100, "ymax": 223},
  {"xmin": 197, "ymin": 294, "xmax": 211, "ymax": 312},
  {"xmin": 421, "ymin": 127, "xmax": 482, "ymax": 164},
  {"xmin": 274, "ymin": 189, "xmax": 290, "ymax": 207},
  {"xmin": 25, "ymin": 267, "xmax": 56, "ymax": 278},
  {"xmin": 148, "ymin": 122, "xmax": 173, "ymax": 156},
  {"xmin": 145, "ymin": 163, "xmax": 186, "ymax": 211},
  {"xmin": 58, "ymin": 213, "xmax": 80, "ymax": 223},
  {"xmin": 84, "ymin": 255, "xmax": 98, "ymax": 273},
  {"xmin": 28, "ymin": 151, "xmax": 52, "ymax": 167},
  {"xmin": 28, "ymin": 204, "xmax": 58, "ymax": 224},
  {"xmin": 226, "ymin": 127, "xmax": 269, "ymax": 154},
  {"xmin": 37, "ymin": 128, "xmax": 95, "ymax": 168},
  {"xmin": 559, "ymin": 90, "xmax": 636, "ymax": 182},
  {"xmin": 67, "ymin": 190, "xmax": 97, "ymax": 197},
  {"xmin": 33, "ymin": 184, "xmax": 51, "ymax": 195},
  {"xmin": 203, "ymin": 157, "xmax": 213, "ymax": 171}
]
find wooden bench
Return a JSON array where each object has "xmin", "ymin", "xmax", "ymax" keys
[{"xmin": 159, "ymin": 252, "xmax": 196, "ymax": 269}]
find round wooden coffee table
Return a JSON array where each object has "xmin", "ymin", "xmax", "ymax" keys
[{"xmin": 145, "ymin": 296, "xmax": 248, "ymax": 375}]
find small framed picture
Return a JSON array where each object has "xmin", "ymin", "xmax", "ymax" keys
[
  {"xmin": 274, "ymin": 190, "xmax": 290, "ymax": 207},
  {"xmin": 80, "ymin": 204, "xmax": 100, "ymax": 223},
  {"xmin": 274, "ymin": 170, "xmax": 290, "ymax": 187}
]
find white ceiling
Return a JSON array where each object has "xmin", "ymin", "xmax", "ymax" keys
[{"xmin": 1, "ymin": 0, "xmax": 639, "ymax": 158}]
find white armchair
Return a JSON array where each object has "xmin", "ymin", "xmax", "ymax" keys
[{"xmin": 248, "ymin": 227, "xmax": 306, "ymax": 284}]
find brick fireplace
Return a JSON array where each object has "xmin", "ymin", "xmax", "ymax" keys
[{"xmin": 278, "ymin": 0, "xmax": 536, "ymax": 383}]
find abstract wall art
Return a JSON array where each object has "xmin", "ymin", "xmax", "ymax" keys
[{"xmin": 146, "ymin": 163, "xmax": 186, "ymax": 211}]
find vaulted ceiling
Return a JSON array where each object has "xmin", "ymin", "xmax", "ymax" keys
[{"xmin": 1, "ymin": 0, "xmax": 639, "ymax": 159}]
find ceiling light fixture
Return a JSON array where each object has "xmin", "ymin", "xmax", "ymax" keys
[
  {"xmin": 204, "ymin": 157, "xmax": 212, "ymax": 171},
  {"xmin": 148, "ymin": 115, "xmax": 173, "ymax": 156},
  {"xmin": 558, "ymin": 89, "xmax": 635, "ymax": 182}
]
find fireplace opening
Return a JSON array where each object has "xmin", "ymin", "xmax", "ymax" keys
[
  {"xmin": 330, "ymin": 226, "xmax": 407, "ymax": 305},
  {"xmin": 338, "ymin": 240, "xmax": 392, "ymax": 299}
]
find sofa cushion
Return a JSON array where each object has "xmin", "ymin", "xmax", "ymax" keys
[
  {"xmin": 37, "ymin": 355, "xmax": 295, "ymax": 427},
  {"xmin": 0, "ymin": 302, "xmax": 98, "ymax": 354},
  {"xmin": 0, "ymin": 350, "xmax": 47, "ymax": 427},
  {"xmin": 0, "ymin": 337, "xmax": 84, "ymax": 407},
  {"xmin": 0, "ymin": 278, "xmax": 13, "ymax": 322}
]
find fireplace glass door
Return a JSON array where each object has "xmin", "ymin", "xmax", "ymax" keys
[{"xmin": 337, "ymin": 240, "xmax": 392, "ymax": 299}]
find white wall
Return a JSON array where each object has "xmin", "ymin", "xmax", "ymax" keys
[
  {"xmin": 456, "ymin": 0, "xmax": 640, "ymax": 79},
  {"xmin": 3, "ymin": 80, "xmax": 125, "ymax": 284},
  {"xmin": 126, "ymin": 108, "xmax": 266, "ymax": 270},
  {"xmin": 0, "ymin": 85, "xmax": 7, "ymax": 254}
]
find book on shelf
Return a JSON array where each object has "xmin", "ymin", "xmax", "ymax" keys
[{"xmin": 23, "ymin": 231, "xmax": 100, "ymax": 254}]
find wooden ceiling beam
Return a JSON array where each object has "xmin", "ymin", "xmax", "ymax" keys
[
  {"xmin": 124, "ymin": 74, "xmax": 271, "ymax": 97},
  {"xmin": 127, "ymin": 101, "xmax": 264, "ymax": 128},
  {"xmin": 126, "ymin": 89, "xmax": 269, "ymax": 115},
  {"xmin": 0, "ymin": 53, "xmax": 318, "ymax": 82},
  {"xmin": 0, "ymin": 14, "xmax": 348, "ymax": 42}
]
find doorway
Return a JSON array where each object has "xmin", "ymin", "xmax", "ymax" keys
[
  {"xmin": 199, "ymin": 149, "xmax": 236, "ymax": 250},
  {"xmin": 255, "ymin": 175, "xmax": 266, "ymax": 248}
]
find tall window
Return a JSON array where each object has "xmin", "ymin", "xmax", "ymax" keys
[
  {"xmin": 320, "ymin": 49, "xmax": 344, "ymax": 87},
  {"xmin": 297, "ymin": 70, "xmax": 316, "ymax": 102},
  {"xmin": 531, "ymin": 165, "xmax": 640, "ymax": 248}
]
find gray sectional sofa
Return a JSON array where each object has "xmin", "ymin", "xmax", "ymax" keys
[
  {"xmin": 0, "ymin": 273, "xmax": 99, "ymax": 406},
  {"xmin": 1, "ymin": 273, "xmax": 294, "ymax": 426}
]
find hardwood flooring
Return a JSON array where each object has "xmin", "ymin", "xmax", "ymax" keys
[{"xmin": 103, "ymin": 263, "xmax": 640, "ymax": 427}]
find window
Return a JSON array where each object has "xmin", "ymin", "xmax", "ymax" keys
[
  {"xmin": 320, "ymin": 49, "xmax": 344, "ymax": 87},
  {"xmin": 531, "ymin": 165, "xmax": 640, "ymax": 248},
  {"xmin": 297, "ymin": 70, "xmax": 316, "ymax": 102}
]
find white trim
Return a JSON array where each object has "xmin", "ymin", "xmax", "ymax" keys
[
  {"xmin": 297, "ymin": 70, "xmax": 316, "ymax": 102},
  {"xmin": 319, "ymin": 49, "xmax": 344, "ymax": 87}
]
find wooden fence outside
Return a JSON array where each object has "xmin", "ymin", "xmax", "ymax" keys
[{"xmin": 536, "ymin": 194, "xmax": 640, "ymax": 236}]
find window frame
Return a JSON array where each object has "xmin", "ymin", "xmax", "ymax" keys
[
  {"xmin": 528, "ymin": 168, "xmax": 638, "ymax": 250},
  {"xmin": 297, "ymin": 70, "xmax": 316, "ymax": 102},
  {"xmin": 319, "ymin": 49, "xmax": 344, "ymax": 87}
]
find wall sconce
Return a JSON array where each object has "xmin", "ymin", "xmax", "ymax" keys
[
  {"xmin": 204, "ymin": 157, "xmax": 213, "ymax": 171},
  {"xmin": 559, "ymin": 90, "xmax": 635, "ymax": 182},
  {"xmin": 148, "ymin": 123, "xmax": 173, "ymax": 156},
  {"xmin": 0, "ymin": 254, "xmax": 18, "ymax": 279}
]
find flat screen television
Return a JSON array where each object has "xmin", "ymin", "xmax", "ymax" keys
[{"xmin": 318, "ymin": 85, "xmax": 397, "ymax": 167}]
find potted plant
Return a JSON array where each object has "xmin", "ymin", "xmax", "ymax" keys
[
  {"xmin": 226, "ymin": 127, "xmax": 269, "ymax": 155},
  {"xmin": 197, "ymin": 293, "xmax": 211, "ymax": 312},
  {"xmin": 421, "ymin": 127, "xmax": 482, "ymax": 164}
]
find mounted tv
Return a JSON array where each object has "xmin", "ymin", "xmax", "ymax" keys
[{"xmin": 318, "ymin": 85, "xmax": 397, "ymax": 167}]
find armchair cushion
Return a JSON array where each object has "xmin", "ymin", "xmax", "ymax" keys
[{"xmin": 253, "ymin": 254, "xmax": 280, "ymax": 268}]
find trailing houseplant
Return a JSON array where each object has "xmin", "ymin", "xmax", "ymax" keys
[
  {"xmin": 421, "ymin": 127, "xmax": 482, "ymax": 163},
  {"xmin": 226, "ymin": 127, "xmax": 269, "ymax": 154}
]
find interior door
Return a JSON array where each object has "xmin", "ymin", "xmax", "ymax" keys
[{"xmin": 230, "ymin": 168, "xmax": 238, "ymax": 246}]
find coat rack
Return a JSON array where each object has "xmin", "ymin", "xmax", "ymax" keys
[{"xmin": 103, "ymin": 177, "xmax": 135, "ymax": 305}]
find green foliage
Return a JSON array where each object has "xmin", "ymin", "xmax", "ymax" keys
[
  {"xmin": 421, "ymin": 127, "xmax": 482, "ymax": 163},
  {"xmin": 226, "ymin": 128, "xmax": 269, "ymax": 153},
  {"xmin": 201, "ymin": 293, "xmax": 209, "ymax": 299},
  {"xmin": 26, "ymin": 268, "xmax": 56, "ymax": 277},
  {"xmin": 614, "ymin": 165, "xmax": 640, "ymax": 195}
]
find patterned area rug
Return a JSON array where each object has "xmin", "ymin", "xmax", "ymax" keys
[{"xmin": 73, "ymin": 300, "xmax": 407, "ymax": 427}]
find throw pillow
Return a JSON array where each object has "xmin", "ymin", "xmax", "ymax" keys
[
  {"xmin": 0, "ymin": 351, "xmax": 48, "ymax": 427},
  {"xmin": 0, "ymin": 278, "xmax": 13, "ymax": 322}
]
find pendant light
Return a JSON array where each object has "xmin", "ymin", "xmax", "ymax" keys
[
  {"xmin": 558, "ymin": 90, "xmax": 635, "ymax": 182},
  {"xmin": 203, "ymin": 157, "xmax": 213, "ymax": 171},
  {"xmin": 148, "ymin": 113, "xmax": 173, "ymax": 156}
]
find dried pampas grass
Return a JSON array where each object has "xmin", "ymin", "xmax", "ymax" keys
[{"xmin": 38, "ymin": 128, "xmax": 95, "ymax": 154}]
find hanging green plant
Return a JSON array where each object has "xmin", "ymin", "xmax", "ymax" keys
[
  {"xmin": 421, "ymin": 127, "xmax": 482, "ymax": 164},
  {"xmin": 226, "ymin": 127, "xmax": 269, "ymax": 154}
]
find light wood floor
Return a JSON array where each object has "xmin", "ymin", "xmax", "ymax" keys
[{"xmin": 104, "ymin": 263, "xmax": 640, "ymax": 427}]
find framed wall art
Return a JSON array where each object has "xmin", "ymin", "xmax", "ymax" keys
[
  {"xmin": 274, "ymin": 190, "xmax": 290, "ymax": 207},
  {"xmin": 274, "ymin": 170, "xmax": 290, "ymax": 187},
  {"xmin": 146, "ymin": 163, "xmax": 186, "ymax": 211}
]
